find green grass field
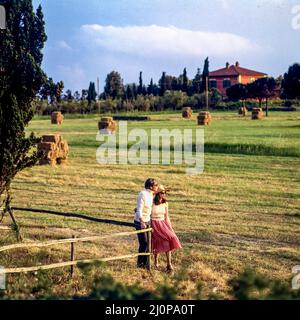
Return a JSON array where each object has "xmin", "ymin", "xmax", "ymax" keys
[{"xmin": 1, "ymin": 111, "xmax": 300, "ymax": 299}]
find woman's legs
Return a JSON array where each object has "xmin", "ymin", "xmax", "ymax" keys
[
  {"xmin": 166, "ymin": 251, "xmax": 173, "ymax": 271},
  {"xmin": 154, "ymin": 253, "xmax": 159, "ymax": 268}
]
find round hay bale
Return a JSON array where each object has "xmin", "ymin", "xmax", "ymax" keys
[
  {"xmin": 182, "ymin": 107, "xmax": 193, "ymax": 119},
  {"xmin": 51, "ymin": 111, "xmax": 64, "ymax": 125},
  {"xmin": 197, "ymin": 112, "xmax": 212, "ymax": 125},
  {"xmin": 252, "ymin": 108, "xmax": 263, "ymax": 120},
  {"xmin": 98, "ymin": 118, "xmax": 118, "ymax": 134}
]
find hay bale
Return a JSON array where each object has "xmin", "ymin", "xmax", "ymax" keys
[
  {"xmin": 42, "ymin": 134, "xmax": 61, "ymax": 144},
  {"xmin": 98, "ymin": 117, "xmax": 117, "ymax": 134},
  {"xmin": 37, "ymin": 142, "xmax": 56, "ymax": 151},
  {"xmin": 182, "ymin": 107, "xmax": 193, "ymax": 119},
  {"xmin": 51, "ymin": 112, "xmax": 64, "ymax": 125},
  {"xmin": 101, "ymin": 117, "xmax": 113, "ymax": 122},
  {"xmin": 252, "ymin": 108, "xmax": 263, "ymax": 120},
  {"xmin": 38, "ymin": 135, "xmax": 68, "ymax": 165},
  {"xmin": 197, "ymin": 112, "xmax": 212, "ymax": 125},
  {"xmin": 238, "ymin": 107, "xmax": 248, "ymax": 116}
]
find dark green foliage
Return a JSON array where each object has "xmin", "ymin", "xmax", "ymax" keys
[
  {"xmin": 82, "ymin": 274, "xmax": 155, "ymax": 300},
  {"xmin": 182, "ymin": 67, "xmax": 188, "ymax": 93},
  {"xmin": 193, "ymin": 68, "xmax": 202, "ymax": 94},
  {"xmin": 2, "ymin": 265, "xmax": 299, "ymax": 300},
  {"xmin": 0, "ymin": 0, "xmax": 47, "ymax": 206},
  {"xmin": 39, "ymin": 78, "xmax": 64, "ymax": 104},
  {"xmin": 226, "ymin": 84, "xmax": 248, "ymax": 102},
  {"xmin": 210, "ymin": 88, "xmax": 222, "ymax": 108},
  {"xmin": 147, "ymin": 78, "xmax": 154, "ymax": 95},
  {"xmin": 201, "ymin": 57, "xmax": 209, "ymax": 93},
  {"xmin": 282, "ymin": 63, "xmax": 300, "ymax": 99},
  {"xmin": 159, "ymin": 72, "xmax": 167, "ymax": 96},
  {"xmin": 230, "ymin": 269, "xmax": 300, "ymax": 300},
  {"xmin": 247, "ymin": 77, "xmax": 280, "ymax": 116},
  {"xmin": 87, "ymin": 81, "xmax": 97, "ymax": 105},
  {"xmin": 137, "ymin": 71, "xmax": 143, "ymax": 95},
  {"xmin": 104, "ymin": 71, "xmax": 125, "ymax": 99}
]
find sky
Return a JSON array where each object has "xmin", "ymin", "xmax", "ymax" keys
[{"xmin": 32, "ymin": 0, "xmax": 300, "ymax": 93}]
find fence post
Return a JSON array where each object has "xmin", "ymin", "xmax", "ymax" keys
[
  {"xmin": 70, "ymin": 235, "xmax": 75, "ymax": 277},
  {"xmin": 147, "ymin": 229, "xmax": 152, "ymax": 272}
]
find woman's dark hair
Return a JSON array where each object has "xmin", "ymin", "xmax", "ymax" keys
[
  {"xmin": 154, "ymin": 193, "xmax": 167, "ymax": 205},
  {"xmin": 145, "ymin": 178, "xmax": 158, "ymax": 190}
]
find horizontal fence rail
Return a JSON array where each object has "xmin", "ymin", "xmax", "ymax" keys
[
  {"xmin": 0, "ymin": 228, "xmax": 152, "ymax": 253},
  {"xmin": 1, "ymin": 206, "xmax": 153, "ymax": 275},
  {"xmin": 0, "ymin": 253, "xmax": 150, "ymax": 274},
  {"xmin": 0, "ymin": 228, "xmax": 153, "ymax": 275}
]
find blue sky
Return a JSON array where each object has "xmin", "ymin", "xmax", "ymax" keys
[{"xmin": 32, "ymin": 0, "xmax": 300, "ymax": 93}]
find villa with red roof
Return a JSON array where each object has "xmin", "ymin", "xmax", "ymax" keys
[{"xmin": 209, "ymin": 62, "xmax": 267, "ymax": 95}]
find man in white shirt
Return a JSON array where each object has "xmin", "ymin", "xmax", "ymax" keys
[{"xmin": 134, "ymin": 178, "xmax": 159, "ymax": 268}]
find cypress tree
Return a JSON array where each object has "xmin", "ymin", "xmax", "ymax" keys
[
  {"xmin": 159, "ymin": 72, "xmax": 167, "ymax": 96},
  {"xmin": 201, "ymin": 57, "xmax": 209, "ymax": 93},
  {"xmin": 138, "ymin": 71, "xmax": 143, "ymax": 95},
  {"xmin": 0, "ymin": 0, "xmax": 47, "ymax": 234},
  {"xmin": 182, "ymin": 68, "xmax": 188, "ymax": 92}
]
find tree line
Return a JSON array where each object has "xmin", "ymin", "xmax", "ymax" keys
[{"xmin": 38, "ymin": 60, "xmax": 300, "ymax": 113}]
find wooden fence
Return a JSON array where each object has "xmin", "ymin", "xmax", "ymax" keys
[{"xmin": 0, "ymin": 207, "xmax": 153, "ymax": 275}]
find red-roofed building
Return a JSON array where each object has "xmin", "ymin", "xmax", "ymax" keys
[{"xmin": 209, "ymin": 62, "xmax": 267, "ymax": 95}]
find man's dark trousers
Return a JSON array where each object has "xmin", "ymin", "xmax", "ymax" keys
[{"xmin": 134, "ymin": 220, "xmax": 150, "ymax": 268}]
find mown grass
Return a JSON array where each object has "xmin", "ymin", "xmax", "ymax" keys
[{"xmin": 0, "ymin": 110, "xmax": 299, "ymax": 299}]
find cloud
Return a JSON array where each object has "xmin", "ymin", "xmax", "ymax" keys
[
  {"xmin": 57, "ymin": 65, "xmax": 87, "ymax": 91},
  {"xmin": 57, "ymin": 40, "xmax": 72, "ymax": 50},
  {"xmin": 80, "ymin": 24, "xmax": 262, "ymax": 59}
]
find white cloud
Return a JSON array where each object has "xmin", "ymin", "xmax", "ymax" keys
[
  {"xmin": 80, "ymin": 24, "xmax": 262, "ymax": 59},
  {"xmin": 57, "ymin": 40, "xmax": 72, "ymax": 50},
  {"xmin": 57, "ymin": 65, "xmax": 87, "ymax": 91}
]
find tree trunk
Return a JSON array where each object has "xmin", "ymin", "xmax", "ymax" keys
[
  {"xmin": 266, "ymin": 98, "xmax": 269, "ymax": 117},
  {"xmin": 3, "ymin": 191, "xmax": 22, "ymax": 242}
]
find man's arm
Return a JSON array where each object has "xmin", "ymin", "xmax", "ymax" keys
[{"xmin": 136, "ymin": 192, "xmax": 146, "ymax": 227}]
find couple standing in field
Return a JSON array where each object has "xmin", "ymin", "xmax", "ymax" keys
[{"xmin": 134, "ymin": 178, "xmax": 182, "ymax": 272}]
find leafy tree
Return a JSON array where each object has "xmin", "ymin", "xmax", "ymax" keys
[
  {"xmin": 210, "ymin": 88, "xmax": 222, "ymax": 108},
  {"xmin": 125, "ymin": 84, "xmax": 133, "ymax": 101},
  {"xmin": 81, "ymin": 89, "xmax": 88, "ymax": 100},
  {"xmin": 159, "ymin": 72, "xmax": 167, "ymax": 96},
  {"xmin": 64, "ymin": 89, "xmax": 74, "ymax": 101},
  {"xmin": 247, "ymin": 77, "xmax": 280, "ymax": 116},
  {"xmin": 182, "ymin": 67, "xmax": 188, "ymax": 93},
  {"xmin": 55, "ymin": 80, "xmax": 64, "ymax": 103},
  {"xmin": 201, "ymin": 57, "xmax": 209, "ymax": 93},
  {"xmin": 192, "ymin": 68, "xmax": 202, "ymax": 94},
  {"xmin": 165, "ymin": 75, "xmax": 175, "ymax": 91},
  {"xmin": 74, "ymin": 90, "xmax": 80, "ymax": 101},
  {"xmin": 132, "ymin": 83, "xmax": 137, "ymax": 99},
  {"xmin": 39, "ymin": 78, "xmax": 64, "ymax": 104},
  {"xmin": 104, "ymin": 71, "xmax": 124, "ymax": 99},
  {"xmin": 226, "ymin": 84, "xmax": 248, "ymax": 102},
  {"xmin": 39, "ymin": 77, "xmax": 55, "ymax": 104},
  {"xmin": 282, "ymin": 63, "xmax": 300, "ymax": 99},
  {"xmin": 87, "ymin": 82, "xmax": 97, "ymax": 104},
  {"xmin": 226, "ymin": 83, "xmax": 248, "ymax": 109},
  {"xmin": 147, "ymin": 78, "xmax": 154, "ymax": 95},
  {"xmin": 0, "ymin": 0, "xmax": 47, "ymax": 233}
]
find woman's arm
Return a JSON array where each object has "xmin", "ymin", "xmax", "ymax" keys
[{"xmin": 165, "ymin": 203, "xmax": 171, "ymax": 225}]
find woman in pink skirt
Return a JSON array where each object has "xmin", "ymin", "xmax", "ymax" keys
[{"xmin": 151, "ymin": 185, "xmax": 182, "ymax": 272}]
